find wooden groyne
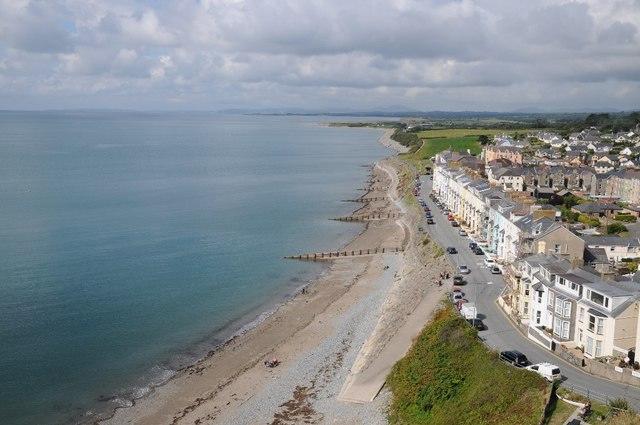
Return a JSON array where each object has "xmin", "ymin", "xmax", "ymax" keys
[
  {"xmin": 342, "ymin": 197, "xmax": 387, "ymax": 203},
  {"xmin": 331, "ymin": 213, "xmax": 402, "ymax": 222},
  {"xmin": 285, "ymin": 247, "xmax": 403, "ymax": 261}
]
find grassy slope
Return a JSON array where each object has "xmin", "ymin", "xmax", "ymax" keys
[
  {"xmin": 545, "ymin": 398, "xmax": 577, "ymax": 425},
  {"xmin": 387, "ymin": 306, "xmax": 550, "ymax": 425}
]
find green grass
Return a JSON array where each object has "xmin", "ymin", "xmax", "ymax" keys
[
  {"xmin": 545, "ymin": 398, "xmax": 577, "ymax": 425},
  {"xmin": 416, "ymin": 128, "xmax": 535, "ymax": 139},
  {"xmin": 413, "ymin": 135, "xmax": 483, "ymax": 160},
  {"xmin": 387, "ymin": 306, "xmax": 550, "ymax": 425}
]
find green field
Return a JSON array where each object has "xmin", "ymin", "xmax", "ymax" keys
[
  {"xmin": 387, "ymin": 306, "xmax": 550, "ymax": 425},
  {"xmin": 416, "ymin": 128, "xmax": 534, "ymax": 139},
  {"xmin": 413, "ymin": 135, "xmax": 483, "ymax": 160}
]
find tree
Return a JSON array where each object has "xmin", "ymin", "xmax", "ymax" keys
[
  {"xmin": 478, "ymin": 135, "xmax": 490, "ymax": 145},
  {"xmin": 607, "ymin": 222, "xmax": 628, "ymax": 235}
]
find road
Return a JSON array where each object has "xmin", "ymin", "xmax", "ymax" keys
[{"xmin": 419, "ymin": 176, "xmax": 640, "ymax": 408}]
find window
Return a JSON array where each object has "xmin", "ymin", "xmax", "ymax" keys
[
  {"xmin": 536, "ymin": 310, "xmax": 541, "ymax": 325},
  {"xmin": 579, "ymin": 307, "xmax": 584, "ymax": 322},
  {"xmin": 524, "ymin": 302, "xmax": 529, "ymax": 315},
  {"xmin": 595, "ymin": 340, "xmax": 602, "ymax": 357},
  {"xmin": 571, "ymin": 282, "xmax": 578, "ymax": 291},
  {"xmin": 604, "ymin": 297, "xmax": 609, "ymax": 308},
  {"xmin": 586, "ymin": 336, "xmax": 594, "ymax": 356},
  {"xmin": 554, "ymin": 320, "xmax": 562, "ymax": 336},
  {"xmin": 555, "ymin": 301, "xmax": 563, "ymax": 315},
  {"xmin": 537, "ymin": 292, "xmax": 542, "ymax": 303},
  {"xmin": 578, "ymin": 328, "xmax": 583, "ymax": 342},
  {"xmin": 588, "ymin": 315, "xmax": 596, "ymax": 332},
  {"xmin": 548, "ymin": 292, "xmax": 554, "ymax": 307},
  {"xmin": 557, "ymin": 277, "xmax": 565, "ymax": 286},
  {"xmin": 525, "ymin": 283, "xmax": 529, "ymax": 296},
  {"xmin": 590, "ymin": 291, "xmax": 605, "ymax": 306},
  {"xmin": 562, "ymin": 321, "xmax": 570, "ymax": 339},
  {"xmin": 597, "ymin": 318, "xmax": 604, "ymax": 335},
  {"xmin": 563, "ymin": 301, "xmax": 571, "ymax": 318},
  {"xmin": 554, "ymin": 244, "xmax": 561, "ymax": 253}
]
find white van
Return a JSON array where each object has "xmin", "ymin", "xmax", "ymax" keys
[
  {"xmin": 525, "ymin": 363, "xmax": 561, "ymax": 382},
  {"xmin": 484, "ymin": 258, "xmax": 496, "ymax": 268}
]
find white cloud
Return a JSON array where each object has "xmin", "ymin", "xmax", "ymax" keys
[{"xmin": 0, "ymin": 0, "xmax": 638, "ymax": 110}]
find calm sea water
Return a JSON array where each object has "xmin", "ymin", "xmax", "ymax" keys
[{"xmin": 0, "ymin": 112, "xmax": 389, "ymax": 425}]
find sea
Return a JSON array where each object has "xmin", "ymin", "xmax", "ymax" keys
[{"xmin": 0, "ymin": 112, "xmax": 390, "ymax": 425}]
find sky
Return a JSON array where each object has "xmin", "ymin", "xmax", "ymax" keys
[{"xmin": 0, "ymin": 0, "xmax": 639, "ymax": 112}]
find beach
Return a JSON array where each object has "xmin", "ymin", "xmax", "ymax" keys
[{"xmin": 103, "ymin": 136, "xmax": 450, "ymax": 425}]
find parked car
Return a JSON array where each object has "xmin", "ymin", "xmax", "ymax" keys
[
  {"xmin": 451, "ymin": 221, "xmax": 460, "ymax": 227},
  {"xmin": 458, "ymin": 265, "xmax": 470, "ymax": 274},
  {"xmin": 526, "ymin": 363, "xmax": 561, "ymax": 381},
  {"xmin": 467, "ymin": 319, "xmax": 487, "ymax": 331},
  {"xmin": 469, "ymin": 242, "xmax": 477, "ymax": 250},
  {"xmin": 447, "ymin": 214, "xmax": 454, "ymax": 221},
  {"xmin": 490, "ymin": 266, "xmax": 502, "ymax": 274},
  {"xmin": 484, "ymin": 258, "xmax": 496, "ymax": 268},
  {"xmin": 427, "ymin": 219, "xmax": 435, "ymax": 224},
  {"xmin": 453, "ymin": 276, "xmax": 466, "ymax": 285},
  {"xmin": 458, "ymin": 229, "xmax": 467, "ymax": 236},
  {"xmin": 418, "ymin": 226, "xmax": 423, "ymax": 232},
  {"xmin": 499, "ymin": 350, "xmax": 531, "ymax": 367},
  {"xmin": 473, "ymin": 247, "xmax": 484, "ymax": 255},
  {"xmin": 446, "ymin": 247, "xmax": 458, "ymax": 254},
  {"xmin": 451, "ymin": 292, "xmax": 464, "ymax": 302}
]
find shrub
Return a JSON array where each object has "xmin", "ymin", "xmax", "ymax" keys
[
  {"xmin": 609, "ymin": 397, "xmax": 630, "ymax": 412},
  {"xmin": 578, "ymin": 214, "xmax": 601, "ymax": 228},
  {"xmin": 607, "ymin": 222, "xmax": 628, "ymax": 235},
  {"xmin": 615, "ymin": 214, "xmax": 637, "ymax": 223}
]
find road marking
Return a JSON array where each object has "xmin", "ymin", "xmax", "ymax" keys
[{"xmin": 487, "ymin": 281, "xmax": 494, "ymax": 285}]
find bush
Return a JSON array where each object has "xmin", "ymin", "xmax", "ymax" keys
[
  {"xmin": 609, "ymin": 397, "xmax": 630, "ymax": 412},
  {"xmin": 578, "ymin": 214, "xmax": 601, "ymax": 228},
  {"xmin": 607, "ymin": 222, "xmax": 628, "ymax": 235},
  {"xmin": 615, "ymin": 214, "xmax": 637, "ymax": 223}
]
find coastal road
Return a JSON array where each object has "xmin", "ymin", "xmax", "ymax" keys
[{"xmin": 419, "ymin": 176, "xmax": 640, "ymax": 408}]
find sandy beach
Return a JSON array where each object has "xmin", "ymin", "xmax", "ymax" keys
[{"xmin": 104, "ymin": 149, "xmax": 450, "ymax": 425}]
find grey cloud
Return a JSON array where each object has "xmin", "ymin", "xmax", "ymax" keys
[
  {"xmin": 598, "ymin": 21, "xmax": 638, "ymax": 44},
  {"xmin": 0, "ymin": 0, "xmax": 638, "ymax": 111},
  {"xmin": 0, "ymin": 1, "xmax": 74, "ymax": 53}
]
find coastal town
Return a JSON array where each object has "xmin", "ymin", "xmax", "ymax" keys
[{"xmin": 426, "ymin": 125, "xmax": 640, "ymax": 401}]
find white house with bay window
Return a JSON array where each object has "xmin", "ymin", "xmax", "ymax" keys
[
  {"xmin": 521, "ymin": 254, "xmax": 640, "ymax": 359},
  {"xmin": 575, "ymin": 280, "xmax": 640, "ymax": 359}
]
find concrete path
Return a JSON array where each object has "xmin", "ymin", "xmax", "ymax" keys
[{"xmin": 338, "ymin": 276, "xmax": 446, "ymax": 403}]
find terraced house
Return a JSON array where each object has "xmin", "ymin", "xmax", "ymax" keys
[{"xmin": 520, "ymin": 255, "xmax": 640, "ymax": 359}]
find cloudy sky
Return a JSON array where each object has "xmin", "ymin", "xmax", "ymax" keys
[{"xmin": 0, "ymin": 0, "xmax": 639, "ymax": 111}]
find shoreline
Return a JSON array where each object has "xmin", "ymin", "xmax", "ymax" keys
[
  {"xmin": 98, "ymin": 160, "xmax": 392, "ymax": 424},
  {"xmin": 377, "ymin": 128, "xmax": 410, "ymax": 154},
  {"xmin": 102, "ymin": 136, "xmax": 448, "ymax": 425}
]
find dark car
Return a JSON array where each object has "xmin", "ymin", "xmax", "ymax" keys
[
  {"xmin": 467, "ymin": 319, "xmax": 487, "ymax": 331},
  {"xmin": 500, "ymin": 350, "xmax": 531, "ymax": 367},
  {"xmin": 453, "ymin": 276, "xmax": 466, "ymax": 285},
  {"xmin": 490, "ymin": 266, "xmax": 502, "ymax": 274},
  {"xmin": 451, "ymin": 221, "xmax": 460, "ymax": 227},
  {"xmin": 446, "ymin": 247, "xmax": 458, "ymax": 254},
  {"xmin": 469, "ymin": 242, "xmax": 477, "ymax": 250},
  {"xmin": 427, "ymin": 219, "xmax": 435, "ymax": 224},
  {"xmin": 473, "ymin": 247, "xmax": 484, "ymax": 255},
  {"xmin": 425, "ymin": 212, "xmax": 432, "ymax": 218}
]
